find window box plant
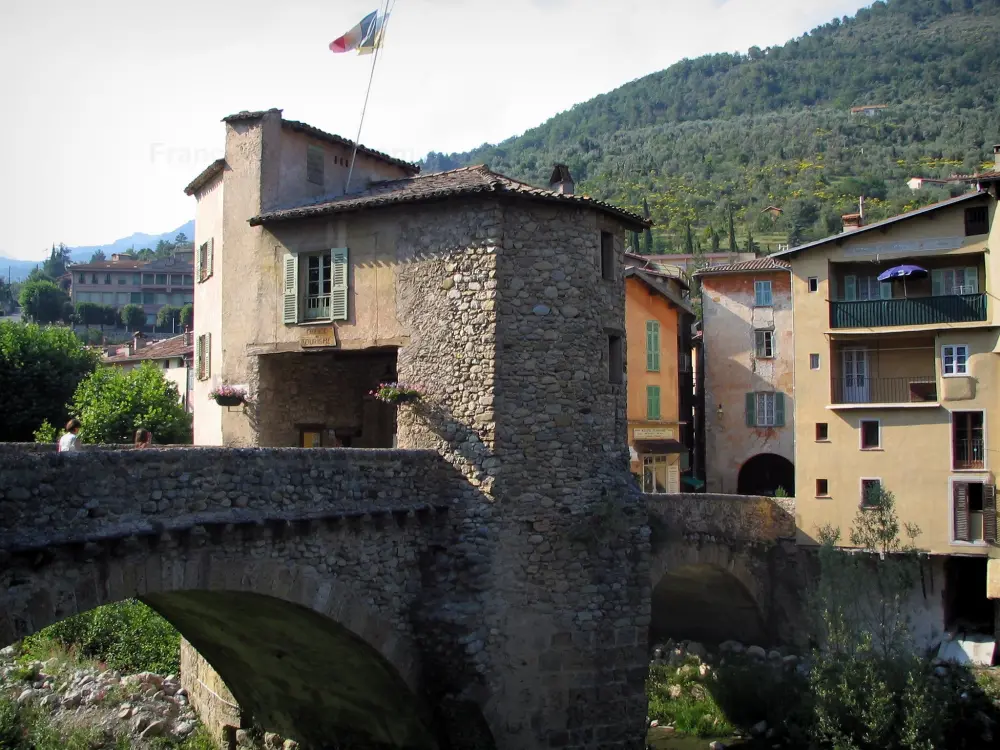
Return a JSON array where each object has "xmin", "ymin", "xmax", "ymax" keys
[
  {"xmin": 209, "ymin": 385, "xmax": 247, "ymax": 407},
  {"xmin": 371, "ymin": 382, "xmax": 424, "ymax": 405}
]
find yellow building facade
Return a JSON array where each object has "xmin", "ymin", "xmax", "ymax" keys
[
  {"xmin": 778, "ymin": 188, "xmax": 1000, "ymax": 636},
  {"xmin": 624, "ymin": 263, "xmax": 696, "ymax": 493}
]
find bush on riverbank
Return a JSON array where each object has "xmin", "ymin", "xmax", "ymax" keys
[{"xmin": 20, "ymin": 601, "xmax": 180, "ymax": 675}]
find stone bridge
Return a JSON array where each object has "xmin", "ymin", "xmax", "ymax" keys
[{"xmin": 0, "ymin": 446, "xmax": 799, "ymax": 750}]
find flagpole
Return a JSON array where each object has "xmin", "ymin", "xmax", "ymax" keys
[{"xmin": 345, "ymin": 0, "xmax": 395, "ymax": 194}]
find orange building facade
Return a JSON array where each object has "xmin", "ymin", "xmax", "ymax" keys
[{"xmin": 624, "ymin": 262, "xmax": 696, "ymax": 493}]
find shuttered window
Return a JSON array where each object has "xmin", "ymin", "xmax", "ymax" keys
[
  {"xmin": 197, "ymin": 239, "xmax": 214, "ymax": 283},
  {"xmin": 282, "ymin": 254, "xmax": 298, "ymax": 324},
  {"xmin": 984, "ymin": 484, "xmax": 997, "ymax": 543},
  {"xmin": 646, "ymin": 385, "xmax": 661, "ymax": 420},
  {"xmin": 932, "ymin": 268, "xmax": 978, "ymax": 296},
  {"xmin": 331, "ymin": 248, "xmax": 349, "ymax": 321},
  {"xmin": 646, "ymin": 321, "xmax": 660, "ymax": 371},
  {"xmin": 754, "ymin": 280, "xmax": 772, "ymax": 307},
  {"xmin": 954, "ymin": 482, "xmax": 970, "ymax": 542},
  {"xmin": 747, "ymin": 392, "xmax": 784, "ymax": 427},
  {"xmin": 281, "ymin": 248, "xmax": 349, "ymax": 325},
  {"xmin": 195, "ymin": 333, "xmax": 211, "ymax": 381}
]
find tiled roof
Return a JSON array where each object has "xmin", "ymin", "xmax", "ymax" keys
[
  {"xmin": 184, "ymin": 158, "xmax": 225, "ymax": 196},
  {"xmin": 693, "ymin": 257, "xmax": 790, "ymax": 276},
  {"xmin": 249, "ymin": 165, "xmax": 649, "ymax": 229},
  {"xmin": 69, "ymin": 260, "xmax": 143, "ymax": 271},
  {"xmin": 104, "ymin": 334, "xmax": 192, "ymax": 364},
  {"xmin": 281, "ymin": 120, "xmax": 419, "ymax": 174},
  {"xmin": 963, "ymin": 170, "xmax": 1000, "ymax": 181},
  {"xmin": 218, "ymin": 109, "xmax": 419, "ymax": 175},
  {"xmin": 772, "ymin": 191, "xmax": 988, "ymax": 258},
  {"xmin": 624, "ymin": 267, "xmax": 696, "ymax": 316}
]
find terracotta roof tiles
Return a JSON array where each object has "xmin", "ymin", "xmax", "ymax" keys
[
  {"xmin": 184, "ymin": 159, "xmax": 226, "ymax": 196},
  {"xmin": 104, "ymin": 334, "xmax": 192, "ymax": 364},
  {"xmin": 249, "ymin": 165, "xmax": 648, "ymax": 229},
  {"xmin": 693, "ymin": 257, "xmax": 790, "ymax": 276}
]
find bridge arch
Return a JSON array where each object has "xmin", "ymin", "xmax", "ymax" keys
[
  {"xmin": 1, "ymin": 545, "xmax": 435, "ymax": 749},
  {"xmin": 649, "ymin": 540, "xmax": 769, "ymax": 647},
  {"xmin": 737, "ymin": 453, "xmax": 794, "ymax": 497}
]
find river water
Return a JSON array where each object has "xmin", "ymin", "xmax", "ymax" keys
[{"xmin": 648, "ymin": 731, "xmax": 749, "ymax": 749}]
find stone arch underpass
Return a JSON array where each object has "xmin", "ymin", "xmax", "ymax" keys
[
  {"xmin": 1, "ymin": 535, "xmax": 444, "ymax": 749},
  {"xmin": 645, "ymin": 492, "xmax": 804, "ymax": 649}
]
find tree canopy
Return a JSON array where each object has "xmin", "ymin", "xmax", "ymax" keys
[
  {"xmin": 0, "ymin": 322, "xmax": 99, "ymax": 441},
  {"xmin": 69, "ymin": 362, "xmax": 192, "ymax": 445},
  {"xmin": 428, "ymin": 0, "xmax": 1000, "ymax": 251},
  {"xmin": 120, "ymin": 304, "xmax": 145, "ymax": 331},
  {"xmin": 18, "ymin": 280, "xmax": 69, "ymax": 324}
]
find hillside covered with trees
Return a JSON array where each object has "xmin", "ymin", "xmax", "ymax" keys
[{"xmin": 425, "ymin": 0, "xmax": 1000, "ymax": 253}]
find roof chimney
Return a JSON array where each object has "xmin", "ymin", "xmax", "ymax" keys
[
  {"xmin": 993, "ymin": 144, "xmax": 1000, "ymax": 170},
  {"xmin": 842, "ymin": 212, "xmax": 863, "ymax": 232},
  {"xmin": 132, "ymin": 331, "xmax": 147, "ymax": 352},
  {"xmin": 548, "ymin": 164, "xmax": 574, "ymax": 195}
]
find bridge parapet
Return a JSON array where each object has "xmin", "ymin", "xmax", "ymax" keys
[
  {"xmin": 646, "ymin": 493, "xmax": 795, "ymax": 543},
  {"xmin": 0, "ymin": 445, "xmax": 455, "ymax": 551}
]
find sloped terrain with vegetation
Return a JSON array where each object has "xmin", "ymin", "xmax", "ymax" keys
[{"xmin": 426, "ymin": 0, "xmax": 1000, "ymax": 252}]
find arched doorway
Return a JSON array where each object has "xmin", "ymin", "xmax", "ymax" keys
[
  {"xmin": 737, "ymin": 453, "xmax": 794, "ymax": 496},
  {"xmin": 650, "ymin": 564, "xmax": 767, "ymax": 647}
]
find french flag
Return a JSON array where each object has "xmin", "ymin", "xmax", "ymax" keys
[{"xmin": 329, "ymin": 11, "xmax": 379, "ymax": 54}]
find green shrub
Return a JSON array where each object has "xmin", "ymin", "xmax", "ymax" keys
[
  {"xmin": 22, "ymin": 600, "xmax": 180, "ymax": 675},
  {"xmin": 33, "ymin": 419, "xmax": 59, "ymax": 443}
]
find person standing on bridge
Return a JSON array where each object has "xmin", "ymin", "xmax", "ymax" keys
[{"xmin": 58, "ymin": 419, "xmax": 81, "ymax": 453}]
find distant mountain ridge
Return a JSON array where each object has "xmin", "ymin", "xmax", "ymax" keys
[
  {"xmin": 425, "ymin": 0, "xmax": 1000, "ymax": 251},
  {"xmin": 1, "ymin": 220, "xmax": 194, "ymax": 281}
]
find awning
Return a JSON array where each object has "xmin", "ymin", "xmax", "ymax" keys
[{"xmin": 634, "ymin": 439, "xmax": 686, "ymax": 454}]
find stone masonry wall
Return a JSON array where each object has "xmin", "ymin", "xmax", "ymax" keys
[
  {"xmin": 180, "ymin": 639, "xmax": 241, "ymax": 746},
  {"xmin": 647, "ymin": 493, "xmax": 796, "ymax": 542},
  {"xmin": 0, "ymin": 446, "xmax": 453, "ymax": 550}
]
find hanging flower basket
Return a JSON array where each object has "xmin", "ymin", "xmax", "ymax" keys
[
  {"xmin": 371, "ymin": 382, "xmax": 425, "ymax": 405},
  {"xmin": 209, "ymin": 385, "xmax": 247, "ymax": 407}
]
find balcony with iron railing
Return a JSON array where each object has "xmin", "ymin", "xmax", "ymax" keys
[
  {"xmin": 954, "ymin": 438, "xmax": 985, "ymax": 470},
  {"xmin": 831, "ymin": 376, "xmax": 937, "ymax": 405},
  {"xmin": 830, "ymin": 293, "xmax": 987, "ymax": 329}
]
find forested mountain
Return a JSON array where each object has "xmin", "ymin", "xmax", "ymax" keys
[{"xmin": 425, "ymin": 0, "xmax": 1000, "ymax": 253}]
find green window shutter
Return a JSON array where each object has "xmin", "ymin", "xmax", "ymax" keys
[
  {"xmin": 646, "ymin": 321, "xmax": 660, "ymax": 371},
  {"xmin": 195, "ymin": 335, "xmax": 203, "ymax": 380},
  {"xmin": 774, "ymin": 392, "xmax": 785, "ymax": 427},
  {"xmin": 745, "ymin": 392, "xmax": 756, "ymax": 427},
  {"xmin": 984, "ymin": 484, "xmax": 997, "ymax": 543},
  {"xmin": 282, "ymin": 253, "xmax": 299, "ymax": 324},
  {"xmin": 646, "ymin": 385, "xmax": 660, "ymax": 419},
  {"xmin": 204, "ymin": 333, "xmax": 211, "ymax": 379},
  {"xmin": 208, "ymin": 238, "xmax": 214, "ymax": 278},
  {"xmin": 331, "ymin": 248, "xmax": 349, "ymax": 321}
]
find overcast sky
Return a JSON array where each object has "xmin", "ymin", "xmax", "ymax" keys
[{"xmin": 0, "ymin": 0, "xmax": 866, "ymax": 260}]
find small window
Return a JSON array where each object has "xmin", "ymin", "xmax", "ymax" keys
[
  {"xmin": 91, "ymin": 274, "xmax": 98, "ymax": 284},
  {"xmin": 600, "ymin": 231, "xmax": 615, "ymax": 281},
  {"xmin": 646, "ymin": 320, "xmax": 660, "ymax": 371},
  {"xmin": 170, "ymin": 274, "xmax": 183, "ymax": 285},
  {"xmin": 78, "ymin": 273, "xmax": 86, "ymax": 283},
  {"xmin": 646, "ymin": 385, "xmax": 661, "ymax": 420},
  {"xmin": 104, "ymin": 273, "xmax": 112, "ymax": 284},
  {"xmin": 142, "ymin": 292, "xmax": 154, "ymax": 304},
  {"xmin": 195, "ymin": 333, "xmax": 211, "ymax": 381},
  {"xmin": 861, "ymin": 478, "xmax": 882, "ymax": 508},
  {"xmin": 142, "ymin": 273, "xmax": 154, "ymax": 284},
  {"xmin": 754, "ymin": 330, "xmax": 774, "ymax": 358},
  {"xmin": 608, "ymin": 334, "xmax": 623, "ymax": 384},
  {"xmin": 816, "ymin": 423, "xmax": 829, "ymax": 441},
  {"xmin": 860, "ymin": 419, "xmax": 880, "ymax": 450},
  {"xmin": 133, "ymin": 273, "xmax": 141, "ymax": 285},
  {"xmin": 964, "ymin": 206, "xmax": 989, "ymax": 236},
  {"xmin": 117, "ymin": 276, "xmax": 126, "ymax": 285},
  {"xmin": 197, "ymin": 239, "xmax": 214, "ymax": 282},
  {"xmin": 808, "ymin": 277, "xmax": 818, "ymax": 293},
  {"xmin": 130, "ymin": 292, "xmax": 142, "ymax": 304},
  {"xmin": 155, "ymin": 273, "xmax": 167, "ymax": 285},
  {"xmin": 809, "ymin": 353, "xmax": 820, "ymax": 370},
  {"xmin": 307, "ymin": 145, "xmax": 325, "ymax": 185},
  {"xmin": 942, "ymin": 344, "xmax": 969, "ymax": 376},
  {"xmin": 754, "ymin": 280, "xmax": 773, "ymax": 307},
  {"xmin": 816, "ymin": 479, "xmax": 829, "ymax": 497},
  {"xmin": 183, "ymin": 274, "xmax": 193, "ymax": 285}
]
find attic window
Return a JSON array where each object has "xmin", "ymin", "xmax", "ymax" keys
[
  {"xmin": 307, "ymin": 145, "xmax": 324, "ymax": 185},
  {"xmin": 965, "ymin": 206, "xmax": 988, "ymax": 236}
]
